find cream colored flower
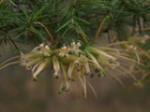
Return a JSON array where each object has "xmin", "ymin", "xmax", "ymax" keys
[{"xmin": 59, "ymin": 45, "xmax": 70, "ymax": 57}]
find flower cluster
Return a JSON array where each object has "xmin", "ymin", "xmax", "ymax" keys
[
  {"xmin": 58, "ymin": 41, "xmax": 81, "ymax": 57},
  {"xmin": 32, "ymin": 43, "xmax": 51, "ymax": 56},
  {"xmin": 18, "ymin": 41, "xmax": 141, "ymax": 97}
]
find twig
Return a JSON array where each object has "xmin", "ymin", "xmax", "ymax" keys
[{"xmin": 95, "ymin": 15, "xmax": 108, "ymax": 41}]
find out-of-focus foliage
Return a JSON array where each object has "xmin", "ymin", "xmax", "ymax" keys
[{"xmin": 0, "ymin": 0, "xmax": 150, "ymax": 45}]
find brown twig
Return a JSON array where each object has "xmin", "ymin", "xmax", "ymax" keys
[
  {"xmin": 34, "ymin": 21, "xmax": 54, "ymax": 42},
  {"xmin": 94, "ymin": 15, "xmax": 108, "ymax": 41}
]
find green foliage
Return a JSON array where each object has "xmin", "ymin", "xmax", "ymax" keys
[{"xmin": 0, "ymin": 0, "xmax": 149, "ymax": 46}]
